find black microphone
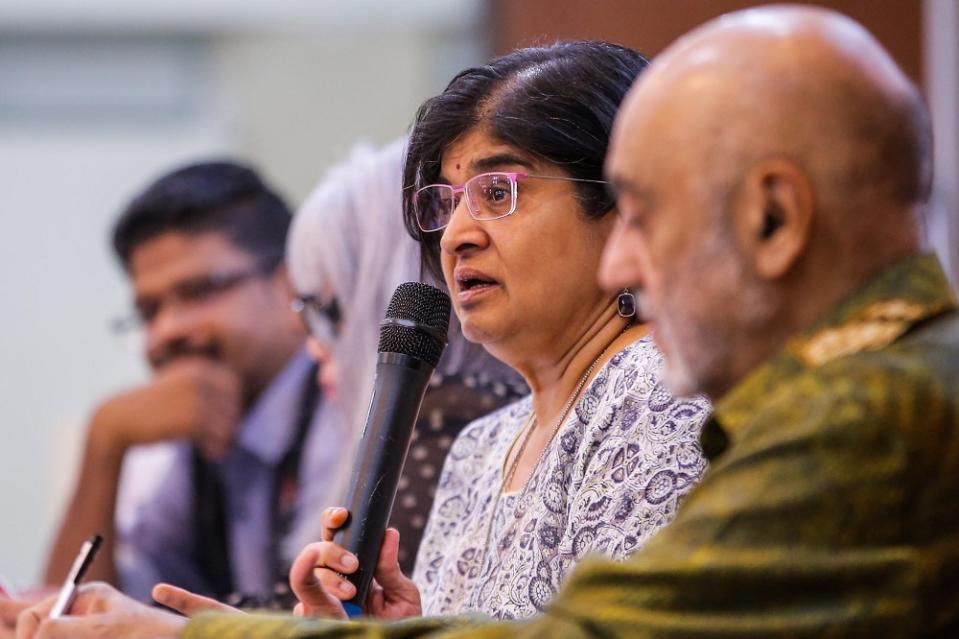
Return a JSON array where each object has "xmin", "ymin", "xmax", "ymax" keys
[{"xmin": 336, "ymin": 281, "xmax": 451, "ymax": 613}]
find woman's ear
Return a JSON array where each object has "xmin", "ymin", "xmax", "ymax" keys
[{"xmin": 736, "ymin": 158, "xmax": 814, "ymax": 280}]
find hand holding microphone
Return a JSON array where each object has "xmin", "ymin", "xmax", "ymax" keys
[
  {"xmin": 290, "ymin": 282, "xmax": 450, "ymax": 619},
  {"xmin": 289, "ymin": 507, "xmax": 421, "ymax": 620}
]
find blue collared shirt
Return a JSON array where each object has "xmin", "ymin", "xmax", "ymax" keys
[{"xmin": 117, "ymin": 350, "xmax": 352, "ymax": 600}]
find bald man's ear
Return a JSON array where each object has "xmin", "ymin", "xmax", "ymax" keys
[{"xmin": 739, "ymin": 159, "xmax": 813, "ymax": 280}]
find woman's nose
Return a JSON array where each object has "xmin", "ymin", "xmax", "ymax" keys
[{"xmin": 439, "ymin": 195, "xmax": 488, "ymax": 257}]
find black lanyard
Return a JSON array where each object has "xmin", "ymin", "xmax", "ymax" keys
[
  {"xmin": 192, "ymin": 363, "xmax": 321, "ymax": 607},
  {"xmin": 265, "ymin": 363, "xmax": 321, "ymax": 605}
]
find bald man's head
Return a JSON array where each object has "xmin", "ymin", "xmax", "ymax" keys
[
  {"xmin": 600, "ymin": 5, "xmax": 933, "ymax": 399},
  {"xmin": 678, "ymin": 7, "xmax": 927, "ymax": 206}
]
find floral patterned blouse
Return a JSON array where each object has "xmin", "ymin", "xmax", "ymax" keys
[{"xmin": 412, "ymin": 336, "xmax": 710, "ymax": 619}]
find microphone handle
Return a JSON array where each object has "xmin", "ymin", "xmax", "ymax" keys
[{"xmin": 336, "ymin": 352, "xmax": 434, "ymax": 610}]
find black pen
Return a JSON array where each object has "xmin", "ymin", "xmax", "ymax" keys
[{"xmin": 48, "ymin": 534, "xmax": 102, "ymax": 619}]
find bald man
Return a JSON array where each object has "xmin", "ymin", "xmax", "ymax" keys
[{"xmin": 10, "ymin": 6, "xmax": 959, "ymax": 639}]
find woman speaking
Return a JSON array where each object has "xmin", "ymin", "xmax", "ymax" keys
[{"xmin": 296, "ymin": 40, "xmax": 709, "ymax": 621}]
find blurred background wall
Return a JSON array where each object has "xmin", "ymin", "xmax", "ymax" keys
[
  {"xmin": 0, "ymin": 0, "xmax": 954, "ymax": 587},
  {"xmin": 0, "ymin": 0, "xmax": 487, "ymax": 587}
]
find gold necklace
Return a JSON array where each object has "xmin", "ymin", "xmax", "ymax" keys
[
  {"xmin": 481, "ymin": 328, "xmax": 627, "ymax": 561},
  {"xmin": 501, "ymin": 363, "xmax": 593, "ymax": 494}
]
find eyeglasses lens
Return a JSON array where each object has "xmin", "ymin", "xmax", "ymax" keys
[
  {"xmin": 467, "ymin": 173, "xmax": 514, "ymax": 219},
  {"xmin": 293, "ymin": 296, "xmax": 340, "ymax": 344},
  {"xmin": 415, "ymin": 185, "xmax": 455, "ymax": 232},
  {"xmin": 304, "ymin": 308, "xmax": 336, "ymax": 344}
]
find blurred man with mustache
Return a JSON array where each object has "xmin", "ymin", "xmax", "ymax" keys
[{"xmin": 41, "ymin": 161, "xmax": 329, "ymax": 607}]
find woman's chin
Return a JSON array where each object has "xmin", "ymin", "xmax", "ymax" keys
[{"xmin": 457, "ymin": 316, "xmax": 500, "ymax": 347}]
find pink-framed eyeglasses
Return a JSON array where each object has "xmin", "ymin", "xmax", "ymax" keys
[{"xmin": 412, "ymin": 171, "xmax": 608, "ymax": 232}]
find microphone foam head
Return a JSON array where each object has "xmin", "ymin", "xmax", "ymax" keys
[{"xmin": 378, "ymin": 282, "xmax": 451, "ymax": 366}]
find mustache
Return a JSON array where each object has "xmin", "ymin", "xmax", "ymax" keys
[{"xmin": 150, "ymin": 339, "xmax": 221, "ymax": 369}]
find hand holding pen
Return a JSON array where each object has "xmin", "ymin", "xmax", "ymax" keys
[
  {"xmin": 14, "ymin": 581, "xmax": 189, "ymax": 639},
  {"xmin": 48, "ymin": 535, "xmax": 102, "ymax": 619}
]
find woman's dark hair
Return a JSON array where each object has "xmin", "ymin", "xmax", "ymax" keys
[
  {"xmin": 112, "ymin": 160, "xmax": 291, "ymax": 271},
  {"xmin": 403, "ymin": 40, "xmax": 649, "ymax": 281}
]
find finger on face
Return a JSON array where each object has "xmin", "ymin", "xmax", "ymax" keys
[
  {"xmin": 151, "ymin": 346, "xmax": 220, "ymax": 376},
  {"xmin": 151, "ymin": 584, "xmax": 237, "ymax": 617}
]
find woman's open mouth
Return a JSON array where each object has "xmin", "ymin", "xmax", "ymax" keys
[{"xmin": 454, "ymin": 268, "xmax": 500, "ymax": 304}]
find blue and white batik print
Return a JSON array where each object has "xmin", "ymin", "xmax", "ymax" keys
[{"xmin": 412, "ymin": 336, "xmax": 710, "ymax": 619}]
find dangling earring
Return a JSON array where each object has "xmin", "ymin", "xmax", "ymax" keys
[{"xmin": 617, "ymin": 289, "xmax": 636, "ymax": 318}]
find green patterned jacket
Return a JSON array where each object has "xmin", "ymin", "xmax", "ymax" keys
[{"xmin": 184, "ymin": 253, "xmax": 959, "ymax": 638}]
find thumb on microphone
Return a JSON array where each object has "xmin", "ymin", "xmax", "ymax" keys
[
  {"xmin": 366, "ymin": 528, "xmax": 422, "ymax": 619},
  {"xmin": 372, "ymin": 529, "xmax": 409, "ymax": 592}
]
